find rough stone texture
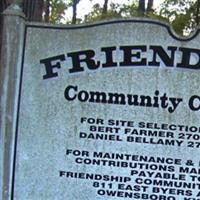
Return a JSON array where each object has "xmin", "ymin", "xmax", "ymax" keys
[
  {"xmin": 1, "ymin": 17, "xmax": 200, "ymax": 200},
  {"xmin": 0, "ymin": 5, "xmax": 25, "ymax": 200}
]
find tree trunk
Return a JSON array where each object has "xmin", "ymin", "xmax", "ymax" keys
[
  {"xmin": 138, "ymin": 0, "xmax": 145, "ymax": 16},
  {"xmin": 44, "ymin": 0, "xmax": 50, "ymax": 23},
  {"xmin": 147, "ymin": 0, "xmax": 153, "ymax": 12},
  {"xmin": 23, "ymin": 0, "xmax": 44, "ymax": 21},
  {"xmin": 0, "ymin": 0, "xmax": 10, "ymax": 12},
  {"xmin": 72, "ymin": 0, "xmax": 79, "ymax": 24},
  {"xmin": 102, "ymin": 0, "xmax": 109, "ymax": 16},
  {"xmin": 196, "ymin": 0, "xmax": 200, "ymax": 26}
]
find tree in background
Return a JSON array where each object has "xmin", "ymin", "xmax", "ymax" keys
[
  {"xmin": 43, "ymin": 0, "xmax": 81, "ymax": 24},
  {"xmin": 160, "ymin": 0, "xmax": 200, "ymax": 35},
  {"xmin": 84, "ymin": 0, "xmax": 122, "ymax": 22},
  {"xmin": 1, "ymin": 0, "xmax": 200, "ymax": 66},
  {"xmin": 44, "ymin": 0, "xmax": 67, "ymax": 23},
  {"xmin": 119, "ymin": 0, "xmax": 155, "ymax": 18},
  {"xmin": 69, "ymin": 0, "xmax": 81, "ymax": 24},
  {"xmin": 23, "ymin": 0, "xmax": 44, "ymax": 21},
  {"xmin": 138, "ymin": 0, "xmax": 145, "ymax": 16},
  {"xmin": 147, "ymin": 0, "xmax": 154, "ymax": 13},
  {"xmin": 196, "ymin": 0, "xmax": 200, "ymax": 25},
  {"xmin": 102, "ymin": 0, "xmax": 109, "ymax": 16},
  {"xmin": 138, "ymin": 0, "xmax": 154, "ymax": 16},
  {"xmin": 0, "ymin": 0, "xmax": 68, "ymax": 23},
  {"xmin": 0, "ymin": 0, "xmax": 200, "ymax": 35},
  {"xmin": 0, "ymin": 0, "xmax": 10, "ymax": 12}
]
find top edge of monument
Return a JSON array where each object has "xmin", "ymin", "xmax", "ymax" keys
[{"xmin": 25, "ymin": 18, "xmax": 200, "ymax": 42}]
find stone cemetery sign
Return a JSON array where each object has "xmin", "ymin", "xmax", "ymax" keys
[{"xmin": 1, "ymin": 5, "xmax": 200, "ymax": 200}]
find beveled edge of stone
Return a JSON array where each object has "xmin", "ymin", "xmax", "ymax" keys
[
  {"xmin": 24, "ymin": 17, "xmax": 200, "ymax": 42},
  {"xmin": 2, "ymin": 2, "xmax": 25, "ymax": 18}
]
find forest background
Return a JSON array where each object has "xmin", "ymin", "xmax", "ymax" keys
[
  {"xmin": 0, "ymin": 0, "xmax": 200, "ymax": 54},
  {"xmin": 1, "ymin": 0, "xmax": 200, "ymax": 34}
]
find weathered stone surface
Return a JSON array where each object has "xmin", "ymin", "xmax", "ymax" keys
[
  {"xmin": 0, "ymin": 6, "xmax": 25, "ymax": 200},
  {"xmin": 1, "ymin": 17, "xmax": 200, "ymax": 200}
]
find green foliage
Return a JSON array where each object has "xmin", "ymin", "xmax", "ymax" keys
[
  {"xmin": 84, "ymin": 0, "xmax": 149, "ymax": 22},
  {"xmin": 159, "ymin": 0, "xmax": 199, "ymax": 35},
  {"xmin": 119, "ymin": 1, "xmax": 140, "ymax": 17},
  {"xmin": 48, "ymin": 0, "xmax": 67, "ymax": 23},
  {"xmin": 84, "ymin": 3, "xmax": 122, "ymax": 22},
  {"xmin": 43, "ymin": 0, "xmax": 199, "ymax": 36},
  {"xmin": 66, "ymin": 0, "xmax": 80, "ymax": 7}
]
